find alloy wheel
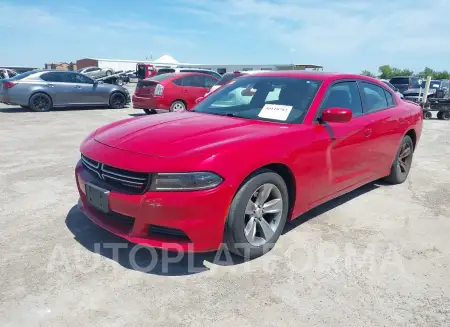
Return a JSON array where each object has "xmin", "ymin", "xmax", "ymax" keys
[
  {"xmin": 33, "ymin": 95, "xmax": 50, "ymax": 111},
  {"xmin": 398, "ymin": 142, "xmax": 413, "ymax": 175},
  {"xmin": 244, "ymin": 183, "xmax": 283, "ymax": 246},
  {"xmin": 172, "ymin": 102, "xmax": 186, "ymax": 112}
]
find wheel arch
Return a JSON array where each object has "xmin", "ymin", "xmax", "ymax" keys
[
  {"xmin": 28, "ymin": 91, "xmax": 53, "ymax": 106},
  {"xmin": 405, "ymin": 128, "xmax": 417, "ymax": 150},
  {"xmin": 173, "ymin": 99, "xmax": 187, "ymax": 109},
  {"xmin": 235, "ymin": 162, "xmax": 297, "ymax": 219}
]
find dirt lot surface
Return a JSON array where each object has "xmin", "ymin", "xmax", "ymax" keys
[{"xmin": 1, "ymin": 95, "xmax": 449, "ymax": 326}]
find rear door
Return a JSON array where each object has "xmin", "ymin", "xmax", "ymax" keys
[
  {"xmin": 311, "ymin": 80, "xmax": 373, "ymax": 200},
  {"xmin": 358, "ymin": 81, "xmax": 401, "ymax": 176},
  {"xmin": 180, "ymin": 75, "xmax": 210, "ymax": 108},
  {"xmin": 40, "ymin": 72, "xmax": 78, "ymax": 106}
]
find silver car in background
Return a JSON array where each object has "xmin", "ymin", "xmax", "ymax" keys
[
  {"xmin": 78, "ymin": 66, "xmax": 115, "ymax": 79},
  {"xmin": 0, "ymin": 70, "xmax": 130, "ymax": 112}
]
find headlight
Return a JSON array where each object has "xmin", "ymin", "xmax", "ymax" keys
[{"xmin": 150, "ymin": 172, "xmax": 223, "ymax": 191}]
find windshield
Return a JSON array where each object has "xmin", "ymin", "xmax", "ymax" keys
[
  {"xmin": 193, "ymin": 76, "xmax": 323, "ymax": 124},
  {"xmin": 420, "ymin": 80, "xmax": 441, "ymax": 89},
  {"xmin": 8, "ymin": 70, "xmax": 38, "ymax": 81}
]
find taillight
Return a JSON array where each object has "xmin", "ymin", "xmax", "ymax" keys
[
  {"xmin": 3, "ymin": 81, "xmax": 17, "ymax": 89},
  {"xmin": 154, "ymin": 84, "xmax": 164, "ymax": 96}
]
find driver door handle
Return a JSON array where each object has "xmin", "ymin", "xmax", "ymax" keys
[{"xmin": 364, "ymin": 128, "xmax": 372, "ymax": 137}]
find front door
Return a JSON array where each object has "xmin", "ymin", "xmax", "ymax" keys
[
  {"xmin": 309, "ymin": 80, "xmax": 374, "ymax": 203},
  {"xmin": 181, "ymin": 75, "xmax": 210, "ymax": 109},
  {"xmin": 40, "ymin": 72, "xmax": 79, "ymax": 106},
  {"xmin": 70, "ymin": 73, "xmax": 107, "ymax": 105}
]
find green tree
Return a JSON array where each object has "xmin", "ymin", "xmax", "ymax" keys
[
  {"xmin": 419, "ymin": 67, "xmax": 435, "ymax": 78},
  {"xmin": 361, "ymin": 70, "xmax": 376, "ymax": 77},
  {"xmin": 434, "ymin": 70, "xmax": 450, "ymax": 79},
  {"xmin": 378, "ymin": 65, "xmax": 393, "ymax": 79},
  {"xmin": 378, "ymin": 65, "xmax": 413, "ymax": 79}
]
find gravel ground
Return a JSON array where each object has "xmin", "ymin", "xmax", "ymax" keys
[{"xmin": 1, "ymin": 90, "xmax": 449, "ymax": 327}]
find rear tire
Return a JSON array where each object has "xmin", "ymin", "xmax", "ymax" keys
[
  {"xmin": 109, "ymin": 92, "xmax": 126, "ymax": 109},
  {"xmin": 144, "ymin": 109, "xmax": 157, "ymax": 115},
  {"xmin": 106, "ymin": 71, "xmax": 112, "ymax": 76},
  {"xmin": 29, "ymin": 93, "xmax": 52, "ymax": 112},
  {"xmin": 384, "ymin": 135, "xmax": 414, "ymax": 185},
  {"xmin": 442, "ymin": 111, "xmax": 450, "ymax": 120},
  {"xmin": 224, "ymin": 169, "xmax": 289, "ymax": 259},
  {"xmin": 169, "ymin": 100, "xmax": 186, "ymax": 112},
  {"xmin": 437, "ymin": 111, "xmax": 443, "ymax": 120}
]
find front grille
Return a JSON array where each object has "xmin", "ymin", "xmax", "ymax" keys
[{"xmin": 81, "ymin": 155, "xmax": 150, "ymax": 194}]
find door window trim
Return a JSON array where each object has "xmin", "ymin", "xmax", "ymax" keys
[
  {"xmin": 357, "ymin": 80, "xmax": 397, "ymax": 114},
  {"xmin": 314, "ymin": 79, "xmax": 364, "ymax": 122}
]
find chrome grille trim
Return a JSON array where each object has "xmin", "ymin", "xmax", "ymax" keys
[{"xmin": 80, "ymin": 155, "xmax": 150, "ymax": 194}]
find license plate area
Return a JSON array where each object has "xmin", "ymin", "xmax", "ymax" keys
[{"xmin": 85, "ymin": 183, "xmax": 110, "ymax": 213}]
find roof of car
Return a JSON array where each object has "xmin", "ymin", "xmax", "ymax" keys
[{"xmin": 235, "ymin": 70, "xmax": 384, "ymax": 82}]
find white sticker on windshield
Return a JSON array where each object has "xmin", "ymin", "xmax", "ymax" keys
[
  {"xmin": 258, "ymin": 104, "xmax": 293, "ymax": 121},
  {"xmin": 432, "ymin": 84, "xmax": 440, "ymax": 88}
]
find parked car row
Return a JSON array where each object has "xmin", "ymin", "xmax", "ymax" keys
[
  {"xmin": 0, "ymin": 70, "xmax": 130, "ymax": 111},
  {"xmin": 77, "ymin": 70, "xmax": 423, "ymax": 258},
  {"xmin": 389, "ymin": 76, "xmax": 450, "ymax": 101}
]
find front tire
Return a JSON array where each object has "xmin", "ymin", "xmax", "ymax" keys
[
  {"xmin": 423, "ymin": 111, "xmax": 432, "ymax": 119},
  {"xmin": 29, "ymin": 93, "xmax": 52, "ymax": 112},
  {"xmin": 109, "ymin": 92, "xmax": 126, "ymax": 109},
  {"xmin": 169, "ymin": 100, "xmax": 186, "ymax": 112},
  {"xmin": 384, "ymin": 135, "xmax": 414, "ymax": 184},
  {"xmin": 224, "ymin": 169, "xmax": 289, "ymax": 259}
]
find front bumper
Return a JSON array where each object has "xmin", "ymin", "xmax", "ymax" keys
[{"xmin": 75, "ymin": 160, "xmax": 231, "ymax": 252}]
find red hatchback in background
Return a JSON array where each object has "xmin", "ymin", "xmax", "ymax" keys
[
  {"xmin": 76, "ymin": 71, "xmax": 422, "ymax": 259},
  {"xmin": 132, "ymin": 72, "xmax": 218, "ymax": 114}
]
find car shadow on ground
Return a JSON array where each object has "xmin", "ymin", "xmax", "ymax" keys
[
  {"xmin": 0, "ymin": 105, "xmax": 130, "ymax": 113},
  {"xmin": 66, "ymin": 181, "xmax": 382, "ymax": 277}
]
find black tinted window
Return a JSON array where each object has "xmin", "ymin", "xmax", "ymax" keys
[
  {"xmin": 40, "ymin": 72, "xmax": 65, "ymax": 82},
  {"xmin": 320, "ymin": 81, "xmax": 363, "ymax": 116},
  {"xmin": 183, "ymin": 75, "xmax": 205, "ymax": 87},
  {"xmin": 73, "ymin": 73, "xmax": 94, "ymax": 84},
  {"xmin": 384, "ymin": 90, "xmax": 395, "ymax": 107},
  {"xmin": 361, "ymin": 82, "xmax": 388, "ymax": 113},
  {"xmin": 205, "ymin": 76, "xmax": 218, "ymax": 88},
  {"xmin": 172, "ymin": 78, "xmax": 183, "ymax": 86},
  {"xmin": 390, "ymin": 77, "xmax": 409, "ymax": 85},
  {"xmin": 156, "ymin": 68, "xmax": 175, "ymax": 75}
]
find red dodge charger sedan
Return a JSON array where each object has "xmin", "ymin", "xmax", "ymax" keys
[{"xmin": 75, "ymin": 71, "xmax": 422, "ymax": 258}]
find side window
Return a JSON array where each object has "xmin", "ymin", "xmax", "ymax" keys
[
  {"xmin": 172, "ymin": 78, "xmax": 183, "ymax": 86},
  {"xmin": 320, "ymin": 81, "xmax": 363, "ymax": 116},
  {"xmin": 74, "ymin": 73, "xmax": 94, "ymax": 84},
  {"xmin": 384, "ymin": 90, "xmax": 395, "ymax": 107},
  {"xmin": 204, "ymin": 76, "xmax": 217, "ymax": 88},
  {"xmin": 183, "ymin": 75, "xmax": 204, "ymax": 87},
  {"xmin": 361, "ymin": 82, "xmax": 388, "ymax": 113},
  {"xmin": 40, "ymin": 72, "xmax": 65, "ymax": 82}
]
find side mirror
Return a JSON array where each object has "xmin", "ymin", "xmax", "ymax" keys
[
  {"xmin": 320, "ymin": 108, "xmax": 352, "ymax": 123},
  {"xmin": 195, "ymin": 97, "xmax": 204, "ymax": 104}
]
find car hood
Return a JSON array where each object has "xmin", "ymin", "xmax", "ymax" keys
[
  {"xmin": 404, "ymin": 88, "xmax": 436, "ymax": 95},
  {"xmin": 93, "ymin": 112, "xmax": 289, "ymax": 158}
]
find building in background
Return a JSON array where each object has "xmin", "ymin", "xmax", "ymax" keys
[
  {"xmin": 44, "ymin": 62, "xmax": 77, "ymax": 71},
  {"xmin": 76, "ymin": 55, "xmax": 323, "ymax": 74}
]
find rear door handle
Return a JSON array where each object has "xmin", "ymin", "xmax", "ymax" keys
[{"xmin": 364, "ymin": 128, "xmax": 372, "ymax": 137}]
